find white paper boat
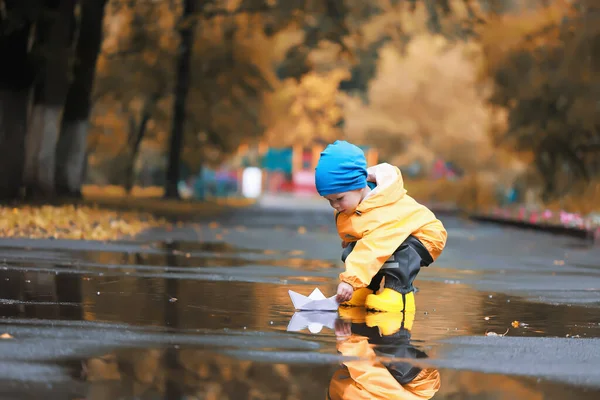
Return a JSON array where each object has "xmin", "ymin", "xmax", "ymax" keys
[
  {"xmin": 288, "ymin": 288, "xmax": 339, "ymax": 311},
  {"xmin": 286, "ymin": 311, "xmax": 338, "ymax": 334}
]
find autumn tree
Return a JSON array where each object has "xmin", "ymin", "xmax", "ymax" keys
[
  {"xmin": 91, "ymin": 0, "xmax": 176, "ymax": 191},
  {"xmin": 23, "ymin": 0, "xmax": 76, "ymax": 197},
  {"xmin": 479, "ymin": 0, "xmax": 600, "ymax": 200},
  {"xmin": 55, "ymin": 0, "xmax": 109, "ymax": 197},
  {"xmin": 1, "ymin": 0, "xmax": 500, "ymax": 201},
  {"xmin": 160, "ymin": 0, "xmax": 490, "ymax": 197},
  {"xmin": 341, "ymin": 35, "xmax": 512, "ymax": 176},
  {"xmin": 0, "ymin": 0, "xmax": 109, "ymax": 200},
  {"xmin": 90, "ymin": 1, "xmax": 277, "ymax": 191},
  {"xmin": 261, "ymin": 69, "xmax": 349, "ymax": 147},
  {"xmin": 0, "ymin": 1, "xmax": 38, "ymax": 199}
]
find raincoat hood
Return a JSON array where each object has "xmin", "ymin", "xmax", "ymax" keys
[{"xmin": 356, "ymin": 164, "xmax": 407, "ymax": 213}]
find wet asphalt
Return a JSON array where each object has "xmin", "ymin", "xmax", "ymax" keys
[{"xmin": 0, "ymin": 194, "xmax": 599, "ymax": 399}]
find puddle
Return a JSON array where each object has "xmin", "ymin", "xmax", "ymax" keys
[
  {"xmin": 0, "ymin": 322, "xmax": 599, "ymax": 399},
  {"xmin": 1, "ymin": 268, "xmax": 600, "ymax": 340},
  {"xmin": 0, "ymin": 240, "xmax": 338, "ymax": 274},
  {"xmin": 1, "ymin": 241, "xmax": 600, "ymax": 398},
  {"xmin": 47, "ymin": 348, "xmax": 600, "ymax": 399}
]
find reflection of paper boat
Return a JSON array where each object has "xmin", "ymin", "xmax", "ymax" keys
[
  {"xmin": 287, "ymin": 311, "xmax": 338, "ymax": 334},
  {"xmin": 288, "ymin": 288, "xmax": 339, "ymax": 311}
]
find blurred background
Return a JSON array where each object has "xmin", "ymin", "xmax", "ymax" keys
[{"xmin": 1, "ymin": 0, "xmax": 599, "ymax": 216}]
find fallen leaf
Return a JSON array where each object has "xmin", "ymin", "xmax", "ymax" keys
[
  {"xmin": 0, "ymin": 205, "xmax": 167, "ymax": 240},
  {"xmin": 511, "ymin": 320, "xmax": 520, "ymax": 328},
  {"xmin": 297, "ymin": 226, "xmax": 307, "ymax": 234},
  {"xmin": 288, "ymin": 250, "xmax": 305, "ymax": 256},
  {"xmin": 553, "ymin": 260, "xmax": 565, "ymax": 266},
  {"xmin": 209, "ymin": 222, "xmax": 219, "ymax": 229},
  {"xmin": 485, "ymin": 328, "xmax": 509, "ymax": 337},
  {"xmin": 0, "ymin": 333, "xmax": 13, "ymax": 339}
]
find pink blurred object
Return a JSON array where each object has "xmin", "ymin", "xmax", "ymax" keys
[
  {"xmin": 529, "ymin": 212, "xmax": 538, "ymax": 224},
  {"xmin": 292, "ymin": 170, "xmax": 318, "ymax": 196},
  {"xmin": 542, "ymin": 210, "xmax": 553, "ymax": 219},
  {"xmin": 559, "ymin": 210, "xmax": 585, "ymax": 227}
]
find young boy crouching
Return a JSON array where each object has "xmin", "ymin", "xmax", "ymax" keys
[{"xmin": 315, "ymin": 140, "xmax": 447, "ymax": 313}]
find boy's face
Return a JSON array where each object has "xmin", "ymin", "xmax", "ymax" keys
[{"xmin": 323, "ymin": 189, "xmax": 364, "ymax": 214}]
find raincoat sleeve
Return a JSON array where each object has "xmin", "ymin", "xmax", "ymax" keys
[{"xmin": 340, "ymin": 218, "xmax": 410, "ymax": 289}]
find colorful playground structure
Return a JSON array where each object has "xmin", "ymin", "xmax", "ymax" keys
[
  {"xmin": 249, "ymin": 142, "xmax": 378, "ymax": 196},
  {"xmin": 185, "ymin": 142, "xmax": 378, "ymax": 199}
]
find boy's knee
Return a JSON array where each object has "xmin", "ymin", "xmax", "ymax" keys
[{"xmin": 416, "ymin": 222, "xmax": 447, "ymax": 262}]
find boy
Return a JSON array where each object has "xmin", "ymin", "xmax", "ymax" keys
[
  {"xmin": 330, "ymin": 310, "xmax": 441, "ymax": 399},
  {"xmin": 315, "ymin": 140, "xmax": 447, "ymax": 313}
]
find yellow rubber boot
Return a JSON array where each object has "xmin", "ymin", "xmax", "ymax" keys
[
  {"xmin": 341, "ymin": 287, "xmax": 373, "ymax": 307},
  {"xmin": 403, "ymin": 311, "xmax": 415, "ymax": 331},
  {"xmin": 365, "ymin": 289, "xmax": 416, "ymax": 313},
  {"xmin": 365, "ymin": 312, "xmax": 404, "ymax": 336},
  {"xmin": 404, "ymin": 292, "xmax": 416, "ymax": 313},
  {"xmin": 338, "ymin": 307, "xmax": 367, "ymax": 323}
]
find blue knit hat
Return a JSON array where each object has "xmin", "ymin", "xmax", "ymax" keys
[{"xmin": 315, "ymin": 140, "xmax": 367, "ymax": 196}]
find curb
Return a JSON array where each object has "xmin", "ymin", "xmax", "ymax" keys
[
  {"xmin": 469, "ymin": 208, "xmax": 600, "ymax": 243},
  {"xmin": 426, "ymin": 202, "xmax": 599, "ymax": 243},
  {"xmin": 469, "ymin": 214, "xmax": 597, "ymax": 241}
]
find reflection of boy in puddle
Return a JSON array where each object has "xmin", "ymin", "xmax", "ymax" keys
[
  {"xmin": 328, "ymin": 311, "xmax": 440, "ymax": 399},
  {"xmin": 315, "ymin": 141, "xmax": 447, "ymax": 312}
]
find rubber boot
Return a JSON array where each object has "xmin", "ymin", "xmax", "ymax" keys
[
  {"xmin": 338, "ymin": 307, "xmax": 367, "ymax": 323},
  {"xmin": 365, "ymin": 312, "xmax": 404, "ymax": 336},
  {"xmin": 365, "ymin": 289, "xmax": 416, "ymax": 313},
  {"xmin": 341, "ymin": 287, "xmax": 373, "ymax": 307},
  {"xmin": 403, "ymin": 311, "xmax": 415, "ymax": 331}
]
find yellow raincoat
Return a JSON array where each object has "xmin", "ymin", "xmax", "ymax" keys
[
  {"xmin": 337, "ymin": 163, "xmax": 447, "ymax": 289},
  {"xmin": 327, "ymin": 335, "xmax": 441, "ymax": 400}
]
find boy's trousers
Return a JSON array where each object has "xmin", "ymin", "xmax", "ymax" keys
[{"xmin": 341, "ymin": 235, "xmax": 433, "ymax": 294}]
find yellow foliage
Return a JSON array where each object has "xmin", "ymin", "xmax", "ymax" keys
[
  {"xmin": 262, "ymin": 69, "xmax": 350, "ymax": 146},
  {"xmin": 545, "ymin": 181, "xmax": 600, "ymax": 214},
  {"xmin": 0, "ymin": 204, "xmax": 166, "ymax": 240},
  {"xmin": 342, "ymin": 35, "xmax": 522, "ymax": 178},
  {"xmin": 478, "ymin": 2, "xmax": 567, "ymax": 80}
]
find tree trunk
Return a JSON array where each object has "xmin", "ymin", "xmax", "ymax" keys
[
  {"xmin": 165, "ymin": 0, "xmax": 197, "ymax": 199},
  {"xmin": 23, "ymin": 0, "xmax": 76, "ymax": 198},
  {"xmin": 124, "ymin": 107, "xmax": 152, "ymax": 193},
  {"xmin": 55, "ymin": 0, "xmax": 108, "ymax": 198},
  {"xmin": 0, "ymin": 19, "xmax": 33, "ymax": 200}
]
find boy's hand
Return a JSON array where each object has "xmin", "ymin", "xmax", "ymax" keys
[
  {"xmin": 336, "ymin": 282, "xmax": 354, "ymax": 303},
  {"xmin": 334, "ymin": 318, "xmax": 352, "ymax": 340}
]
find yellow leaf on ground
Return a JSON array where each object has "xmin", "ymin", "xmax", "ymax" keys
[{"xmin": 0, "ymin": 205, "xmax": 167, "ymax": 241}]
